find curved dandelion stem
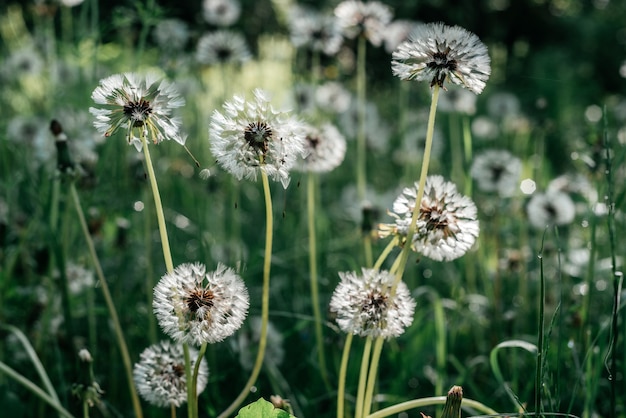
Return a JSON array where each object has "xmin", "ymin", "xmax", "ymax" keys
[
  {"xmin": 218, "ymin": 170, "xmax": 273, "ymax": 418},
  {"xmin": 365, "ymin": 397, "xmax": 499, "ymax": 418},
  {"xmin": 192, "ymin": 343, "xmax": 208, "ymax": 415}
]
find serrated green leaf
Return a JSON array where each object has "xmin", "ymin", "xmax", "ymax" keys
[{"xmin": 235, "ymin": 398, "xmax": 296, "ymax": 418}]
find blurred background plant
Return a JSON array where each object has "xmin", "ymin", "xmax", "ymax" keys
[{"xmin": 0, "ymin": 0, "xmax": 624, "ymax": 417}]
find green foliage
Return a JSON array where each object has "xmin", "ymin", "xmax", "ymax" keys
[{"xmin": 236, "ymin": 398, "xmax": 296, "ymax": 418}]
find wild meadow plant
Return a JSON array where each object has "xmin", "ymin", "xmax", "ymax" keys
[{"xmin": 0, "ymin": 1, "xmax": 624, "ymax": 418}]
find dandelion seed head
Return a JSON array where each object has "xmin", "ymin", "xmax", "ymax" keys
[
  {"xmin": 133, "ymin": 341, "xmax": 208, "ymax": 408},
  {"xmin": 89, "ymin": 72, "xmax": 185, "ymax": 151},
  {"xmin": 470, "ymin": 149, "xmax": 522, "ymax": 197},
  {"xmin": 334, "ymin": 0, "xmax": 393, "ymax": 47},
  {"xmin": 379, "ymin": 176, "xmax": 479, "ymax": 261},
  {"xmin": 392, "ymin": 22, "xmax": 491, "ymax": 94},
  {"xmin": 153, "ymin": 263, "xmax": 249, "ymax": 346},
  {"xmin": 329, "ymin": 268, "xmax": 415, "ymax": 339},
  {"xmin": 209, "ymin": 89, "xmax": 306, "ymax": 188},
  {"xmin": 293, "ymin": 122, "xmax": 346, "ymax": 173},
  {"xmin": 526, "ymin": 190, "xmax": 576, "ymax": 229}
]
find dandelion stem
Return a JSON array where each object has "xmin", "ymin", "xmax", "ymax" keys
[
  {"xmin": 69, "ymin": 182, "xmax": 143, "ymax": 418},
  {"xmin": 365, "ymin": 85, "xmax": 441, "ymax": 418},
  {"xmin": 140, "ymin": 136, "xmax": 174, "ymax": 273},
  {"xmin": 392, "ymin": 84, "xmax": 440, "ymax": 291},
  {"xmin": 307, "ymin": 173, "xmax": 331, "ymax": 389},
  {"xmin": 362, "ymin": 337, "xmax": 384, "ymax": 417},
  {"xmin": 218, "ymin": 170, "xmax": 273, "ymax": 418},
  {"xmin": 192, "ymin": 343, "xmax": 208, "ymax": 416},
  {"xmin": 356, "ymin": 35, "xmax": 367, "ymax": 202},
  {"xmin": 140, "ymin": 136, "xmax": 192, "ymax": 418},
  {"xmin": 373, "ymin": 238, "xmax": 398, "ymax": 271},
  {"xmin": 355, "ymin": 337, "xmax": 373, "ymax": 418},
  {"xmin": 337, "ymin": 333, "xmax": 354, "ymax": 418}
]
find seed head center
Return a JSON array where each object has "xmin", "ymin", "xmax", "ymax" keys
[
  {"xmin": 244, "ymin": 121, "xmax": 273, "ymax": 153},
  {"xmin": 123, "ymin": 99, "xmax": 153, "ymax": 127}
]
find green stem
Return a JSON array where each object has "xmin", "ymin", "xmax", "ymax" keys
[
  {"xmin": 355, "ymin": 337, "xmax": 372, "ymax": 418},
  {"xmin": 363, "ymin": 85, "xmax": 441, "ymax": 418},
  {"xmin": 139, "ymin": 137, "xmax": 191, "ymax": 418},
  {"xmin": 602, "ymin": 112, "xmax": 621, "ymax": 418},
  {"xmin": 192, "ymin": 343, "xmax": 208, "ymax": 416},
  {"xmin": 0, "ymin": 325, "xmax": 60, "ymax": 405},
  {"xmin": 392, "ymin": 85, "xmax": 440, "ymax": 291},
  {"xmin": 140, "ymin": 137, "xmax": 174, "ymax": 272},
  {"xmin": 362, "ymin": 337, "xmax": 384, "ymax": 417},
  {"xmin": 373, "ymin": 238, "xmax": 399, "ymax": 271},
  {"xmin": 365, "ymin": 397, "xmax": 498, "ymax": 418},
  {"xmin": 356, "ymin": 35, "xmax": 367, "ymax": 202},
  {"xmin": 307, "ymin": 173, "xmax": 330, "ymax": 389},
  {"xmin": 535, "ymin": 232, "xmax": 547, "ymax": 417},
  {"xmin": 337, "ymin": 333, "xmax": 354, "ymax": 418},
  {"xmin": 183, "ymin": 345, "xmax": 194, "ymax": 418},
  {"xmin": 0, "ymin": 361, "xmax": 76, "ymax": 418},
  {"xmin": 69, "ymin": 183, "xmax": 143, "ymax": 418},
  {"xmin": 218, "ymin": 170, "xmax": 273, "ymax": 418}
]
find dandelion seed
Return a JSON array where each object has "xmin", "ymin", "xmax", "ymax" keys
[
  {"xmin": 470, "ymin": 149, "xmax": 522, "ymax": 197},
  {"xmin": 202, "ymin": 0, "xmax": 241, "ymax": 26},
  {"xmin": 133, "ymin": 341, "xmax": 208, "ymax": 408},
  {"xmin": 153, "ymin": 263, "xmax": 249, "ymax": 346},
  {"xmin": 334, "ymin": 0, "xmax": 393, "ymax": 47},
  {"xmin": 379, "ymin": 175, "xmax": 479, "ymax": 261},
  {"xmin": 288, "ymin": 5, "xmax": 343, "ymax": 56},
  {"xmin": 89, "ymin": 72, "xmax": 185, "ymax": 152},
  {"xmin": 526, "ymin": 190, "xmax": 576, "ymax": 229},
  {"xmin": 153, "ymin": 19, "xmax": 190, "ymax": 52},
  {"xmin": 392, "ymin": 22, "xmax": 491, "ymax": 94},
  {"xmin": 294, "ymin": 122, "xmax": 347, "ymax": 173},
  {"xmin": 196, "ymin": 30, "xmax": 251, "ymax": 66},
  {"xmin": 329, "ymin": 268, "xmax": 415, "ymax": 339},
  {"xmin": 383, "ymin": 19, "xmax": 421, "ymax": 54},
  {"xmin": 209, "ymin": 89, "xmax": 306, "ymax": 188}
]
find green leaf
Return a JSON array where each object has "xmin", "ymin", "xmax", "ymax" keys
[{"xmin": 235, "ymin": 398, "xmax": 296, "ymax": 418}]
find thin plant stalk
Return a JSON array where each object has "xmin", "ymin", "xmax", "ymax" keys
[
  {"xmin": 142, "ymin": 187, "xmax": 158, "ymax": 344},
  {"xmin": 356, "ymin": 35, "xmax": 373, "ymax": 267},
  {"xmin": 535, "ymin": 230, "xmax": 548, "ymax": 417},
  {"xmin": 0, "ymin": 361, "xmax": 76, "ymax": 418},
  {"xmin": 307, "ymin": 172, "xmax": 331, "ymax": 388},
  {"xmin": 140, "ymin": 136, "xmax": 194, "ymax": 418},
  {"xmin": 355, "ymin": 337, "xmax": 373, "ymax": 418},
  {"xmin": 69, "ymin": 182, "xmax": 143, "ymax": 418},
  {"xmin": 373, "ymin": 238, "xmax": 399, "ymax": 271},
  {"xmin": 217, "ymin": 170, "xmax": 273, "ymax": 418},
  {"xmin": 365, "ymin": 396, "xmax": 499, "ymax": 418},
  {"xmin": 192, "ymin": 343, "xmax": 208, "ymax": 415},
  {"xmin": 356, "ymin": 35, "xmax": 367, "ymax": 202},
  {"xmin": 362, "ymin": 337, "xmax": 384, "ymax": 417},
  {"xmin": 602, "ymin": 110, "xmax": 621, "ymax": 417},
  {"xmin": 362, "ymin": 85, "xmax": 441, "ymax": 418},
  {"xmin": 337, "ymin": 333, "xmax": 354, "ymax": 418}
]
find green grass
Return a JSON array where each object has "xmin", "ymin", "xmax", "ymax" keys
[{"xmin": 0, "ymin": 1, "xmax": 625, "ymax": 417}]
